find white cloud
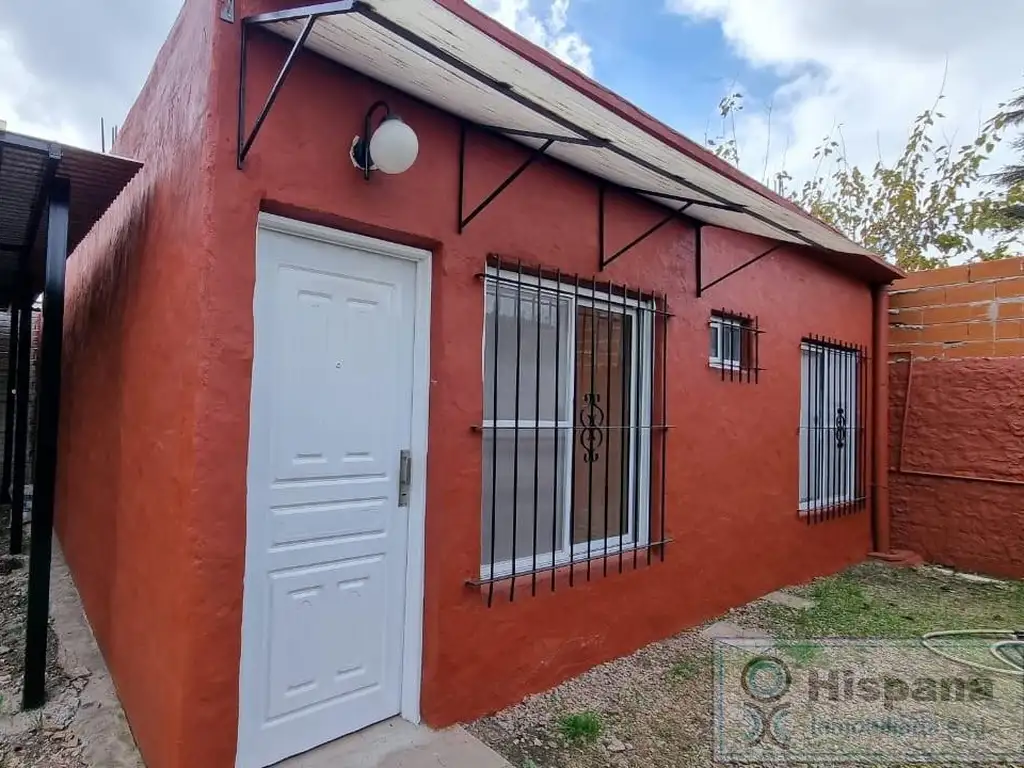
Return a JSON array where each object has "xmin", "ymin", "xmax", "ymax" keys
[
  {"xmin": 469, "ymin": 0, "xmax": 594, "ymax": 76},
  {"xmin": 0, "ymin": 0, "xmax": 181, "ymax": 149},
  {"xmin": 668, "ymin": 0, "xmax": 1024, "ymax": 191}
]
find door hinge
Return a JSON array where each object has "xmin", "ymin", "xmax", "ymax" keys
[{"xmin": 398, "ymin": 450, "xmax": 412, "ymax": 508}]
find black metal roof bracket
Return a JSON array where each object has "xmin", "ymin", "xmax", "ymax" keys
[
  {"xmin": 237, "ymin": 1, "xmax": 360, "ymax": 168},
  {"xmin": 232, "ymin": 2, "xmax": 842, "ymax": 255},
  {"xmin": 698, "ymin": 238, "xmax": 784, "ymax": 296},
  {"xmin": 354, "ymin": 2, "xmax": 826, "ymax": 253},
  {"xmin": 457, "ymin": 122, "xmax": 607, "ymax": 233},
  {"xmin": 599, "ymin": 183, "xmax": 694, "ymax": 271}
]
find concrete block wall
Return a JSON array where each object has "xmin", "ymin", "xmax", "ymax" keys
[
  {"xmin": 888, "ymin": 256, "xmax": 1024, "ymax": 579},
  {"xmin": 889, "ymin": 257, "xmax": 1024, "ymax": 359}
]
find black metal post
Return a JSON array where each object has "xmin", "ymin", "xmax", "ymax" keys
[
  {"xmin": 617, "ymin": 289, "xmax": 629, "ymax": 574},
  {"xmin": 659, "ymin": 294, "xmax": 668, "ymax": 560},
  {"xmin": 631, "ymin": 286, "xmax": 641, "ymax": 570},
  {"xmin": 10, "ymin": 302, "xmax": 32, "ymax": 555},
  {"xmin": 457, "ymin": 121, "xmax": 467, "ymax": 233},
  {"xmin": 603, "ymin": 304, "xmax": 612, "ymax": 575},
  {"xmin": 1, "ymin": 307, "xmax": 20, "ymax": 504},
  {"xmin": 531, "ymin": 281, "xmax": 542, "ymax": 597},
  {"xmin": 586, "ymin": 301, "xmax": 596, "ymax": 580},
  {"xmin": 23, "ymin": 176, "xmax": 70, "ymax": 710},
  {"xmin": 508, "ymin": 263, "xmax": 523, "ymax": 602},
  {"xmin": 694, "ymin": 224, "xmax": 703, "ymax": 298},
  {"xmin": 550, "ymin": 271, "xmax": 562, "ymax": 592},
  {"xmin": 568, "ymin": 276, "xmax": 580, "ymax": 587},
  {"xmin": 486, "ymin": 259, "xmax": 501, "ymax": 608}
]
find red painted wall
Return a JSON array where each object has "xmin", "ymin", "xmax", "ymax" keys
[
  {"xmin": 56, "ymin": 2, "xmax": 879, "ymax": 767},
  {"xmin": 55, "ymin": 2, "xmax": 215, "ymax": 767}
]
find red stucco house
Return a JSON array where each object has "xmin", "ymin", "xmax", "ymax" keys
[{"xmin": 55, "ymin": 1, "xmax": 902, "ymax": 767}]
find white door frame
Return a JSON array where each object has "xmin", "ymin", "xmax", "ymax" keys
[{"xmin": 240, "ymin": 213, "xmax": 430, "ymax": 761}]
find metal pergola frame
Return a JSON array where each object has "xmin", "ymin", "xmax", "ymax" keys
[
  {"xmin": 230, "ymin": 1, "xmax": 845, "ymax": 295},
  {"xmin": 0, "ymin": 132, "xmax": 70, "ymax": 710}
]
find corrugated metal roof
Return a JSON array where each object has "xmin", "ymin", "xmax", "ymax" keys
[
  {"xmin": 252, "ymin": 0, "xmax": 901, "ymax": 283},
  {"xmin": 0, "ymin": 131, "xmax": 142, "ymax": 306}
]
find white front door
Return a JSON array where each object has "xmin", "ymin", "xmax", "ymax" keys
[{"xmin": 239, "ymin": 217, "xmax": 427, "ymax": 768}]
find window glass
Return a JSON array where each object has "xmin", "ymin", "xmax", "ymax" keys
[{"xmin": 481, "ymin": 274, "xmax": 650, "ymax": 578}]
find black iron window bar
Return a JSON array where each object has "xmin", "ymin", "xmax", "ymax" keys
[
  {"xmin": 233, "ymin": 1, "xmax": 831, "ymax": 294},
  {"xmin": 470, "ymin": 256, "xmax": 671, "ymax": 606},
  {"xmin": 709, "ymin": 309, "xmax": 763, "ymax": 384},
  {"xmin": 799, "ymin": 336, "xmax": 869, "ymax": 525}
]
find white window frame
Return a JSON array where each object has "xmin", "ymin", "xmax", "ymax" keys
[
  {"xmin": 709, "ymin": 313, "xmax": 747, "ymax": 371},
  {"xmin": 481, "ymin": 268, "xmax": 653, "ymax": 580},
  {"xmin": 799, "ymin": 341, "xmax": 859, "ymax": 513}
]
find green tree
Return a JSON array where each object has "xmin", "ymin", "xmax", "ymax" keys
[
  {"xmin": 706, "ymin": 91, "xmax": 1024, "ymax": 271},
  {"xmin": 989, "ymin": 90, "xmax": 1024, "ymax": 224}
]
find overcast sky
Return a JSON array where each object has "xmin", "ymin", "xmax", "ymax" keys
[{"xmin": 1, "ymin": 0, "xmax": 1021, "ymax": 190}]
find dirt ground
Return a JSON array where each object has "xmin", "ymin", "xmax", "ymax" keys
[
  {"xmin": 0, "ymin": 514, "xmax": 88, "ymax": 767},
  {"xmin": 469, "ymin": 562, "xmax": 1024, "ymax": 768}
]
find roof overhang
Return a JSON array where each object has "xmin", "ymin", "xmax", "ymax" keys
[
  {"xmin": 243, "ymin": 0, "xmax": 901, "ymax": 284},
  {"xmin": 0, "ymin": 130, "xmax": 142, "ymax": 306}
]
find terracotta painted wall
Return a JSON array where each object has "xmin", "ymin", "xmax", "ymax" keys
[
  {"xmin": 889, "ymin": 258, "xmax": 1024, "ymax": 579},
  {"xmin": 54, "ymin": 2, "xmax": 219, "ymax": 767},
  {"xmin": 55, "ymin": 2, "xmax": 882, "ymax": 767}
]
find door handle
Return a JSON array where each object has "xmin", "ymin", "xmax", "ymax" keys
[{"xmin": 398, "ymin": 450, "xmax": 412, "ymax": 508}]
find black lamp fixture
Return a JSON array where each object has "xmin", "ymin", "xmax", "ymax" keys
[{"xmin": 350, "ymin": 100, "xmax": 420, "ymax": 180}]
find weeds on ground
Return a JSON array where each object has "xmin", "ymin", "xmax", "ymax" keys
[
  {"xmin": 754, "ymin": 562, "xmax": 1024, "ymax": 640},
  {"xmin": 779, "ymin": 640, "xmax": 823, "ymax": 667},
  {"xmin": 556, "ymin": 711, "xmax": 602, "ymax": 744},
  {"xmin": 668, "ymin": 658, "xmax": 699, "ymax": 681}
]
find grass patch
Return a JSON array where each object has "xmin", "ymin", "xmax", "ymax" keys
[
  {"xmin": 668, "ymin": 658, "xmax": 699, "ymax": 681},
  {"xmin": 780, "ymin": 640, "xmax": 823, "ymax": 667},
  {"xmin": 754, "ymin": 563, "xmax": 1024, "ymax": 640},
  {"xmin": 557, "ymin": 711, "xmax": 602, "ymax": 744}
]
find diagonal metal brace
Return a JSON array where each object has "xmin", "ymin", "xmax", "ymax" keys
[
  {"xmin": 698, "ymin": 242, "xmax": 783, "ymax": 296},
  {"xmin": 599, "ymin": 185, "xmax": 692, "ymax": 271},
  {"xmin": 237, "ymin": 1, "xmax": 359, "ymax": 168},
  {"xmin": 458, "ymin": 129, "xmax": 555, "ymax": 232}
]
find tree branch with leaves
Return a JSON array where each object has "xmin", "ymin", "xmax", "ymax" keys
[{"xmin": 705, "ymin": 88, "xmax": 1024, "ymax": 270}]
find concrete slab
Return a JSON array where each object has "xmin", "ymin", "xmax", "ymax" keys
[
  {"xmin": 701, "ymin": 621, "xmax": 774, "ymax": 651},
  {"xmin": 50, "ymin": 542, "xmax": 144, "ymax": 768},
  {"xmin": 275, "ymin": 718, "xmax": 513, "ymax": 768},
  {"xmin": 762, "ymin": 590, "xmax": 815, "ymax": 610}
]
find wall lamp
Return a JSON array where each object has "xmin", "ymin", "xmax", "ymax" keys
[{"xmin": 350, "ymin": 101, "xmax": 419, "ymax": 180}]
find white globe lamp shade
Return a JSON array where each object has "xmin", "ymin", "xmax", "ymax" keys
[{"xmin": 369, "ymin": 117, "xmax": 419, "ymax": 175}]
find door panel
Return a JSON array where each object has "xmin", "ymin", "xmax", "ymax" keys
[{"xmin": 239, "ymin": 225, "xmax": 418, "ymax": 768}]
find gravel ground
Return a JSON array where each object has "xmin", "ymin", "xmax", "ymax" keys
[
  {"xmin": 469, "ymin": 562, "xmax": 1024, "ymax": 768},
  {"xmin": 0, "ymin": 514, "xmax": 88, "ymax": 767}
]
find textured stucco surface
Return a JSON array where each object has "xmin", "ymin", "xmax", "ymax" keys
[
  {"xmin": 54, "ymin": 1, "xmax": 881, "ymax": 767},
  {"xmin": 54, "ymin": 1, "xmax": 214, "ymax": 767},
  {"xmin": 889, "ymin": 357, "xmax": 1024, "ymax": 579}
]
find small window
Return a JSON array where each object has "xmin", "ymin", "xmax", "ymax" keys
[
  {"xmin": 799, "ymin": 337, "xmax": 867, "ymax": 521},
  {"xmin": 478, "ymin": 262, "xmax": 670, "ymax": 603},
  {"xmin": 709, "ymin": 311, "xmax": 760, "ymax": 382}
]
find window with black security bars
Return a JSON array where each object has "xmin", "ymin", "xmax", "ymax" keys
[
  {"xmin": 799, "ymin": 336, "xmax": 869, "ymax": 524},
  {"xmin": 473, "ymin": 258, "xmax": 670, "ymax": 605},
  {"xmin": 709, "ymin": 309, "xmax": 762, "ymax": 383}
]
